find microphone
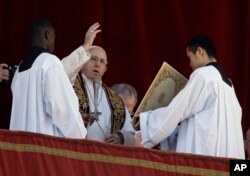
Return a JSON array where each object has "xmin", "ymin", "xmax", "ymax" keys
[
  {"xmin": 93, "ymin": 79, "xmax": 100, "ymax": 107},
  {"xmin": 93, "ymin": 79, "xmax": 100, "ymax": 121}
]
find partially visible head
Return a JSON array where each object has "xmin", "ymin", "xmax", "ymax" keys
[
  {"xmin": 81, "ymin": 46, "xmax": 107, "ymax": 81},
  {"xmin": 111, "ymin": 83, "xmax": 138, "ymax": 115},
  {"xmin": 28, "ymin": 18, "xmax": 55, "ymax": 53},
  {"xmin": 245, "ymin": 128, "xmax": 250, "ymax": 159},
  {"xmin": 186, "ymin": 35, "xmax": 216, "ymax": 70}
]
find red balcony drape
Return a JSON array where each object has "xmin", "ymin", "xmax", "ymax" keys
[{"xmin": 0, "ymin": 129, "xmax": 230, "ymax": 176}]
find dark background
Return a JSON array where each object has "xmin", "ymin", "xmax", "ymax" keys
[{"xmin": 0, "ymin": 0, "xmax": 249, "ymax": 134}]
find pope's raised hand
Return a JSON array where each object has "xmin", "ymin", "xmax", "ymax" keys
[{"xmin": 83, "ymin": 22, "xmax": 101, "ymax": 52}]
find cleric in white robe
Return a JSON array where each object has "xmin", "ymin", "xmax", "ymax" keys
[
  {"xmin": 136, "ymin": 35, "xmax": 245, "ymax": 159},
  {"xmin": 63, "ymin": 46, "xmax": 135, "ymax": 145},
  {"xmin": 10, "ymin": 19, "xmax": 100, "ymax": 139}
]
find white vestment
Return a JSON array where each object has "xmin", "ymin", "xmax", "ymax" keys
[
  {"xmin": 80, "ymin": 74, "xmax": 135, "ymax": 145},
  {"xmin": 140, "ymin": 65, "xmax": 245, "ymax": 159},
  {"xmin": 61, "ymin": 50, "xmax": 135, "ymax": 145},
  {"xmin": 61, "ymin": 46, "xmax": 90, "ymax": 85},
  {"xmin": 10, "ymin": 52, "xmax": 87, "ymax": 139}
]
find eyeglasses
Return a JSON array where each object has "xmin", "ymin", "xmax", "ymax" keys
[{"xmin": 90, "ymin": 56, "xmax": 107, "ymax": 65}]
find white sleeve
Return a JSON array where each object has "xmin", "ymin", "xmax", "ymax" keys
[
  {"xmin": 140, "ymin": 71, "xmax": 211, "ymax": 148},
  {"xmin": 61, "ymin": 46, "xmax": 90, "ymax": 85},
  {"xmin": 44, "ymin": 60, "xmax": 87, "ymax": 138}
]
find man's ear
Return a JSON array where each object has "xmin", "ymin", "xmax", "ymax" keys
[
  {"xmin": 196, "ymin": 47, "xmax": 207, "ymax": 58},
  {"xmin": 196, "ymin": 47, "xmax": 203, "ymax": 55},
  {"xmin": 44, "ymin": 30, "xmax": 50, "ymax": 40}
]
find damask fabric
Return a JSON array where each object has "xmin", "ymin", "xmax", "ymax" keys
[
  {"xmin": 74, "ymin": 73, "xmax": 125, "ymax": 133},
  {"xmin": 140, "ymin": 65, "xmax": 245, "ymax": 159},
  {"xmin": 10, "ymin": 52, "xmax": 86, "ymax": 139},
  {"xmin": 74, "ymin": 73, "xmax": 135, "ymax": 145},
  {"xmin": 0, "ymin": 130, "xmax": 230, "ymax": 176}
]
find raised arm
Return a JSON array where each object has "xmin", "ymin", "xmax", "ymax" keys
[{"xmin": 62, "ymin": 23, "xmax": 101, "ymax": 84}]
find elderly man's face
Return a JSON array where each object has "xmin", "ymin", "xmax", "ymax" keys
[
  {"xmin": 121, "ymin": 95, "xmax": 137, "ymax": 115},
  {"xmin": 81, "ymin": 47, "xmax": 107, "ymax": 81}
]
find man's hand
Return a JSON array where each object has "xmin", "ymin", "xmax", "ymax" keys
[
  {"xmin": 0, "ymin": 63, "xmax": 9, "ymax": 82},
  {"xmin": 105, "ymin": 132, "xmax": 124, "ymax": 144},
  {"xmin": 83, "ymin": 22, "xmax": 101, "ymax": 52},
  {"xmin": 81, "ymin": 113, "xmax": 96, "ymax": 126},
  {"xmin": 132, "ymin": 115, "xmax": 140, "ymax": 131},
  {"xmin": 135, "ymin": 131, "xmax": 143, "ymax": 147}
]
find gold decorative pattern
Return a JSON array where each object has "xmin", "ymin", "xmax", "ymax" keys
[
  {"xmin": 103, "ymin": 85, "xmax": 125, "ymax": 133},
  {"xmin": 132, "ymin": 62, "xmax": 188, "ymax": 124},
  {"xmin": 74, "ymin": 74, "xmax": 125, "ymax": 134},
  {"xmin": 73, "ymin": 74, "xmax": 90, "ymax": 115}
]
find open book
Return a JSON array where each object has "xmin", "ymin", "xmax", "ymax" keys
[{"xmin": 131, "ymin": 62, "xmax": 188, "ymax": 125}]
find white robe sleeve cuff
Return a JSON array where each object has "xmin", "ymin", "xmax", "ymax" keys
[
  {"xmin": 61, "ymin": 46, "xmax": 90, "ymax": 85},
  {"xmin": 140, "ymin": 111, "xmax": 157, "ymax": 148}
]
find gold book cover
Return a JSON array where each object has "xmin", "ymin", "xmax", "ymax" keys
[{"xmin": 132, "ymin": 62, "xmax": 188, "ymax": 124}]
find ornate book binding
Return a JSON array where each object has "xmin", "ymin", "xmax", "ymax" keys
[{"xmin": 131, "ymin": 62, "xmax": 188, "ymax": 125}]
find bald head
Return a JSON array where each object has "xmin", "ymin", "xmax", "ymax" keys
[
  {"xmin": 89, "ymin": 46, "xmax": 107, "ymax": 59},
  {"xmin": 111, "ymin": 83, "xmax": 138, "ymax": 114}
]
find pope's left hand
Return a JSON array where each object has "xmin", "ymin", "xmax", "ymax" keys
[{"xmin": 105, "ymin": 132, "xmax": 124, "ymax": 144}]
